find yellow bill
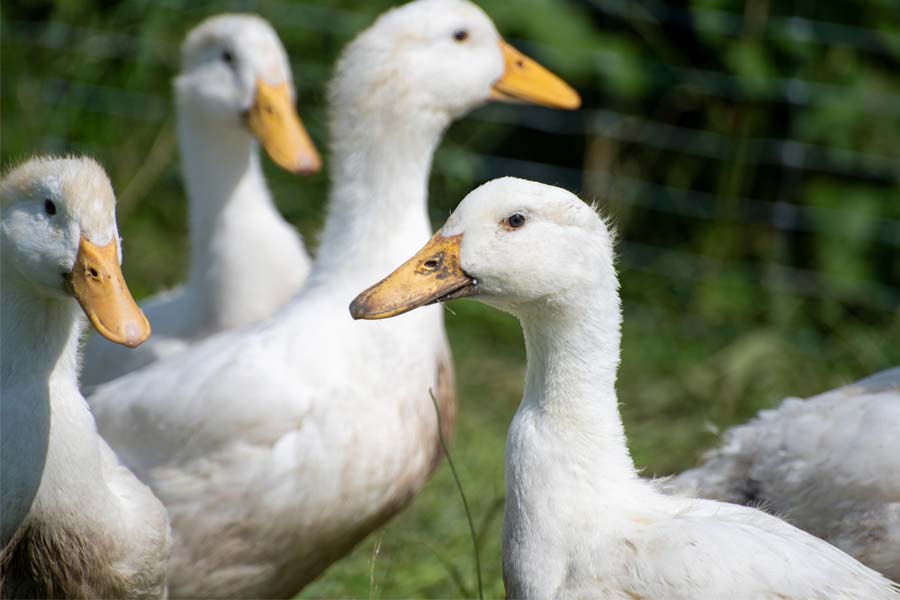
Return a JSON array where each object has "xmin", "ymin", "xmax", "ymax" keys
[
  {"xmin": 246, "ymin": 79, "xmax": 322, "ymax": 175},
  {"xmin": 65, "ymin": 237, "xmax": 151, "ymax": 348},
  {"xmin": 491, "ymin": 40, "xmax": 581, "ymax": 110},
  {"xmin": 350, "ymin": 233, "xmax": 476, "ymax": 320}
]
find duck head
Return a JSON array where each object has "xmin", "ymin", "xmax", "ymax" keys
[
  {"xmin": 176, "ymin": 14, "xmax": 321, "ymax": 174},
  {"xmin": 351, "ymin": 177, "xmax": 615, "ymax": 320},
  {"xmin": 0, "ymin": 156, "xmax": 151, "ymax": 347},
  {"xmin": 331, "ymin": 0, "xmax": 580, "ymax": 132}
]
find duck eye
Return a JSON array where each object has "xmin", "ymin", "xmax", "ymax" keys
[
  {"xmin": 453, "ymin": 29, "xmax": 469, "ymax": 42},
  {"xmin": 222, "ymin": 50, "xmax": 234, "ymax": 65},
  {"xmin": 505, "ymin": 213, "xmax": 526, "ymax": 229},
  {"xmin": 44, "ymin": 199, "xmax": 57, "ymax": 216}
]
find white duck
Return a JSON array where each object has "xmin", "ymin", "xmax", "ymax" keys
[
  {"xmin": 88, "ymin": 0, "xmax": 579, "ymax": 597},
  {"xmin": 0, "ymin": 157, "xmax": 170, "ymax": 597},
  {"xmin": 80, "ymin": 14, "xmax": 321, "ymax": 388},
  {"xmin": 668, "ymin": 368, "xmax": 900, "ymax": 581},
  {"xmin": 351, "ymin": 177, "xmax": 900, "ymax": 599}
]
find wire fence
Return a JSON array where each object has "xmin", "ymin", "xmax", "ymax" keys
[
  {"xmin": 589, "ymin": 0, "xmax": 900, "ymax": 55},
  {"xmin": 2, "ymin": 0, "xmax": 899, "ymax": 315}
]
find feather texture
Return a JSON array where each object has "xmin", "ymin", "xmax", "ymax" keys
[{"xmin": 668, "ymin": 368, "xmax": 900, "ymax": 581}]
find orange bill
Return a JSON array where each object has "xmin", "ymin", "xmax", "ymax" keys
[
  {"xmin": 350, "ymin": 233, "xmax": 476, "ymax": 320},
  {"xmin": 491, "ymin": 40, "xmax": 581, "ymax": 110},
  {"xmin": 65, "ymin": 237, "xmax": 151, "ymax": 348},
  {"xmin": 246, "ymin": 79, "xmax": 322, "ymax": 175}
]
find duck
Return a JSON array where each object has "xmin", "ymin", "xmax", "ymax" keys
[
  {"xmin": 88, "ymin": 0, "xmax": 580, "ymax": 597},
  {"xmin": 80, "ymin": 14, "xmax": 321, "ymax": 388},
  {"xmin": 0, "ymin": 156, "xmax": 170, "ymax": 598},
  {"xmin": 667, "ymin": 367, "xmax": 900, "ymax": 581},
  {"xmin": 350, "ymin": 177, "xmax": 900, "ymax": 599}
]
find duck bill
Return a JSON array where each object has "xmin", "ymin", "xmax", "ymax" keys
[
  {"xmin": 65, "ymin": 237, "xmax": 151, "ymax": 348},
  {"xmin": 350, "ymin": 233, "xmax": 476, "ymax": 320},
  {"xmin": 490, "ymin": 40, "xmax": 581, "ymax": 110},
  {"xmin": 246, "ymin": 79, "xmax": 322, "ymax": 175}
]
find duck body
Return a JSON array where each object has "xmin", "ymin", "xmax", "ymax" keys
[
  {"xmin": 350, "ymin": 177, "xmax": 900, "ymax": 600},
  {"xmin": 95, "ymin": 286, "xmax": 452, "ymax": 597},
  {"xmin": 91, "ymin": 165, "xmax": 454, "ymax": 595},
  {"xmin": 0, "ymin": 157, "xmax": 170, "ymax": 598},
  {"xmin": 92, "ymin": 99, "xmax": 456, "ymax": 594},
  {"xmin": 2, "ymin": 310, "xmax": 170, "ymax": 598},
  {"xmin": 80, "ymin": 14, "xmax": 320, "ymax": 388},
  {"xmin": 504, "ymin": 398, "xmax": 898, "ymax": 600},
  {"xmin": 669, "ymin": 368, "xmax": 900, "ymax": 581}
]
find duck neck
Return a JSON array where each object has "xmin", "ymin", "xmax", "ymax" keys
[
  {"xmin": 516, "ymin": 292, "xmax": 637, "ymax": 483},
  {"xmin": 1, "ymin": 264, "xmax": 84, "ymax": 545},
  {"xmin": 177, "ymin": 109, "xmax": 277, "ymax": 303},
  {"xmin": 1, "ymin": 265, "xmax": 82, "ymax": 391},
  {"xmin": 308, "ymin": 105, "xmax": 449, "ymax": 285}
]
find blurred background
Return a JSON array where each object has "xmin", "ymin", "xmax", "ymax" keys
[{"xmin": 2, "ymin": 0, "xmax": 899, "ymax": 596}]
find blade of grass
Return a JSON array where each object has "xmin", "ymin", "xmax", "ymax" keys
[
  {"xmin": 430, "ymin": 388, "xmax": 484, "ymax": 600},
  {"xmin": 475, "ymin": 495, "xmax": 505, "ymax": 555},
  {"xmin": 369, "ymin": 534, "xmax": 383, "ymax": 600}
]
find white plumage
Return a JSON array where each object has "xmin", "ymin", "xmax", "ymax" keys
[
  {"xmin": 0, "ymin": 157, "xmax": 170, "ymax": 598},
  {"xmin": 351, "ymin": 177, "xmax": 900, "ymax": 599},
  {"xmin": 81, "ymin": 14, "xmax": 320, "ymax": 388},
  {"xmin": 88, "ymin": 1, "xmax": 578, "ymax": 597},
  {"xmin": 668, "ymin": 367, "xmax": 900, "ymax": 581}
]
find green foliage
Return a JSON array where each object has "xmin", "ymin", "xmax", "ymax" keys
[{"xmin": 2, "ymin": 0, "xmax": 899, "ymax": 597}]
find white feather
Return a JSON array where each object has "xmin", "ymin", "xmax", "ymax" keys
[{"xmin": 668, "ymin": 368, "xmax": 900, "ymax": 581}]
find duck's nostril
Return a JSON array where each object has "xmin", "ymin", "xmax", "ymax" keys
[
  {"xmin": 423, "ymin": 259, "xmax": 439, "ymax": 269},
  {"xmin": 88, "ymin": 267, "xmax": 99, "ymax": 278}
]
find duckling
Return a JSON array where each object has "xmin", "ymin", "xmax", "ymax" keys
[
  {"xmin": 1, "ymin": 156, "xmax": 170, "ymax": 598},
  {"xmin": 351, "ymin": 177, "xmax": 900, "ymax": 599},
  {"xmin": 88, "ymin": 1, "xmax": 579, "ymax": 596},
  {"xmin": 81, "ymin": 14, "xmax": 321, "ymax": 388}
]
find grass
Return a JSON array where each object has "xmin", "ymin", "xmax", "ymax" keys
[{"xmin": 429, "ymin": 388, "xmax": 484, "ymax": 600}]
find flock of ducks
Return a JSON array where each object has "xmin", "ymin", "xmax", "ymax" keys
[{"xmin": 0, "ymin": 0, "xmax": 897, "ymax": 598}]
